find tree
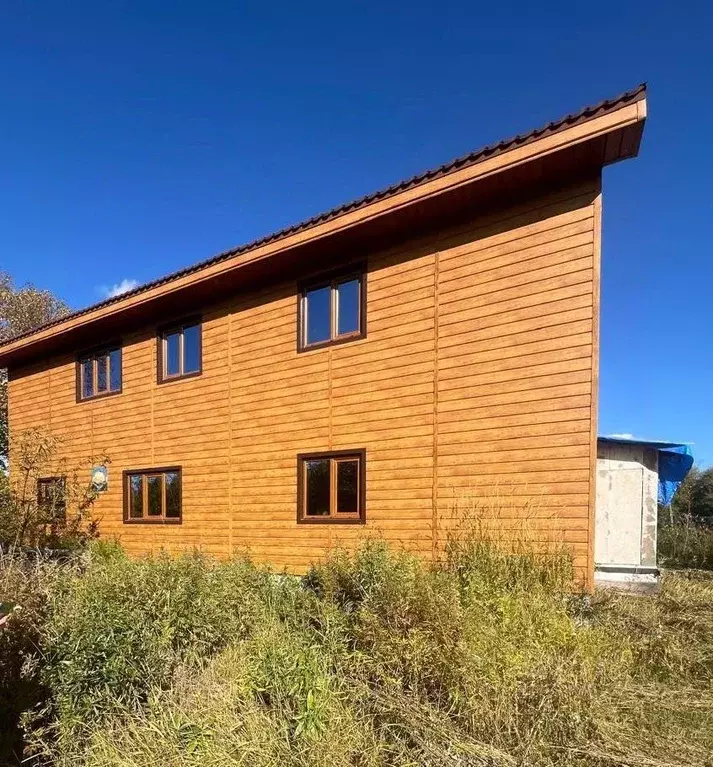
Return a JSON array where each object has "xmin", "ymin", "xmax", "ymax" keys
[
  {"xmin": 0, "ymin": 271, "xmax": 70, "ymax": 469},
  {"xmin": 670, "ymin": 466, "xmax": 713, "ymax": 525}
]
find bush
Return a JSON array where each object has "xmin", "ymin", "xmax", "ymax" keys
[
  {"xmin": 0, "ymin": 428, "xmax": 104, "ymax": 550},
  {"xmin": 658, "ymin": 521, "xmax": 713, "ymax": 570},
  {"xmin": 29, "ymin": 536, "xmax": 613, "ymax": 766},
  {"xmin": 31, "ymin": 543, "xmax": 277, "ymax": 757},
  {"xmin": 2, "ymin": 529, "xmax": 712, "ymax": 766},
  {"xmin": 0, "ymin": 550, "xmax": 62, "ymax": 765}
]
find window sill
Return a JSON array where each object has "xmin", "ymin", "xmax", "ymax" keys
[
  {"xmin": 297, "ymin": 516, "xmax": 365, "ymax": 525},
  {"xmin": 157, "ymin": 370, "xmax": 202, "ymax": 385},
  {"xmin": 298, "ymin": 332, "xmax": 365, "ymax": 354},
  {"xmin": 123, "ymin": 518, "xmax": 182, "ymax": 525},
  {"xmin": 77, "ymin": 389, "xmax": 123, "ymax": 404}
]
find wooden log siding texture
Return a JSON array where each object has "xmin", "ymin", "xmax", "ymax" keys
[{"xmin": 8, "ymin": 178, "xmax": 601, "ymax": 579}]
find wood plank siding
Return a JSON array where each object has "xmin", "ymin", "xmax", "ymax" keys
[{"xmin": 8, "ymin": 177, "xmax": 602, "ymax": 581}]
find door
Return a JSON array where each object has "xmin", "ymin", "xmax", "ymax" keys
[{"xmin": 595, "ymin": 465, "xmax": 644, "ymax": 566}]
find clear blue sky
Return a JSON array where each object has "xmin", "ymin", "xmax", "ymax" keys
[{"xmin": 1, "ymin": 2, "xmax": 711, "ymax": 464}]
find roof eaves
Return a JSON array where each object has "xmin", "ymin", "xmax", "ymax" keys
[{"xmin": 0, "ymin": 83, "xmax": 646, "ymax": 351}]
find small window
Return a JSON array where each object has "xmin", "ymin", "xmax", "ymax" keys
[
  {"xmin": 297, "ymin": 450, "xmax": 365, "ymax": 523},
  {"xmin": 77, "ymin": 347, "xmax": 122, "ymax": 400},
  {"xmin": 37, "ymin": 477, "xmax": 66, "ymax": 524},
  {"xmin": 158, "ymin": 320, "xmax": 202, "ymax": 382},
  {"xmin": 123, "ymin": 467, "xmax": 182, "ymax": 523},
  {"xmin": 299, "ymin": 269, "xmax": 365, "ymax": 351}
]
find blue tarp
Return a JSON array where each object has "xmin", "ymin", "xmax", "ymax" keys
[{"xmin": 598, "ymin": 437, "xmax": 694, "ymax": 506}]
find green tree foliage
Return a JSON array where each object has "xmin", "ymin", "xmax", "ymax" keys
[
  {"xmin": 0, "ymin": 271, "xmax": 69, "ymax": 469},
  {"xmin": 660, "ymin": 467, "xmax": 713, "ymax": 568},
  {"xmin": 671, "ymin": 466, "xmax": 713, "ymax": 525}
]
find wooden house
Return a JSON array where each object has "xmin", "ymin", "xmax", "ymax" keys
[{"xmin": 0, "ymin": 86, "xmax": 648, "ymax": 586}]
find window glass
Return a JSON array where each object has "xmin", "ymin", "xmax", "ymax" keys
[
  {"xmin": 165, "ymin": 331, "xmax": 181, "ymax": 377},
  {"xmin": 126, "ymin": 469, "xmax": 181, "ymax": 522},
  {"xmin": 165, "ymin": 472, "xmax": 180, "ymax": 518},
  {"xmin": 183, "ymin": 324, "xmax": 200, "ymax": 374},
  {"xmin": 79, "ymin": 348, "xmax": 121, "ymax": 399},
  {"xmin": 336, "ymin": 279, "xmax": 360, "ymax": 336},
  {"xmin": 81, "ymin": 359, "xmax": 93, "ymax": 399},
  {"xmin": 305, "ymin": 286, "xmax": 331, "ymax": 346},
  {"xmin": 336, "ymin": 460, "xmax": 359, "ymax": 513},
  {"xmin": 305, "ymin": 459, "xmax": 330, "ymax": 516},
  {"xmin": 129, "ymin": 475, "xmax": 143, "ymax": 518},
  {"xmin": 109, "ymin": 349, "xmax": 122, "ymax": 391},
  {"xmin": 96, "ymin": 355, "xmax": 108, "ymax": 393},
  {"xmin": 147, "ymin": 475, "xmax": 162, "ymax": 516}
]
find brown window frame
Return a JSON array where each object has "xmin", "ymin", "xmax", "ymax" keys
[
  {"xmin": 76, "ymin": 345, "xmax": 123, "ymax": 402},
  {"xmin": 297, "ymin": 266, "xmax": 366, "ymax": 352},
  {"xmin": 122, "ymin": 466, "xmax": 182, "ymax": 524},
  {"xmin": 296, "ymin": 449, "xmax": 366, "ymax": 524},
  {"xmin": 36, "ymin": 476, "xmax": 67, "ymax": 523},
  {"xmin": 157, "ymin": 318, "xmax": 202, "ymax": 384}
]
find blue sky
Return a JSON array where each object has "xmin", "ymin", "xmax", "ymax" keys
[{"xmin": 1, "ymin": 2, "xmax": 711, "ymax": 463}]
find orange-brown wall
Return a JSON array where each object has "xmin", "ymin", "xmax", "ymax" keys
[{"xmin": 8, "ymin": 177, "xmax": 601, "ymax": 581}]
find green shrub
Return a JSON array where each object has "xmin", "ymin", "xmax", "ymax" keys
[
  {"xmin": 0, "ymin": 550, "xmax": 62, "ymax": 765},
  {"xmin": 658, "ymin": 521, "xmax": 713, "ymax": 570},
  {"xmin": 32, "ymin": 543, "xmax": 277, "ymax": 757},
  {"xmin": 303, "ymin": 538, "xmax": 616, "ymax": 761},
  {"xmin": 0, "ymin": 428, "xmax": 104, "ymax": 550},
  {"xmin": 6, "ymin": 532, "xmax": 713, "ymax": 767}
]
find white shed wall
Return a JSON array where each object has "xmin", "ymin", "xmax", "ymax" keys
[{"xmin": 595, "ymin": 442, "xmax": 658, "ymax": 571}]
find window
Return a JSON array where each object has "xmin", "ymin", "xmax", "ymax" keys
[
  {"xmin": 297, "ymin": 450, "xmax": 365, "ymax": 523},
  {"xmin": 298, "ymin": 268, "xmax": 365, "ymax": 351},
  {"xmin": 37, "ymin": 477, "xmax": 66, "ymax": 524},
  {"xmin": 77, "ymin": 347, "xmax": 122, "ymax": 400},
  {"xmin": 158, "ymin": 320, "xmax": 202, "ymax": 382},
  {"xmin": 123, "ymin": 467, "xmax": 182, "ymax": 523}
]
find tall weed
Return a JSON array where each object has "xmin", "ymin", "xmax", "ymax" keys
[
  {"xmin": 0, "ymin": 550, "xmax": 61, "ymax": 764},
  {"xmin": 31, "ymin": 542, "xmax": 276, "ymax": 757},
  {"xmin": 4, "ymin": 518, "xmax": 712, "ymax": 767}
]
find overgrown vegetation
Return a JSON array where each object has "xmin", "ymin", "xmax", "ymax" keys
[
  {"xmin": 658, "ymin": 520, "xmax": 713, "ymax": 570},
  {"xmin": 658, "ymin": 465, "xmax": 713, "ymax": 570},
  {"xmin": 0, "ymin": 428, "xmax": 104, "ymax": 550},
  {"xmin": 1, "ymin": 527, "xmax": 712, "ymax": 767},
  {"xmin": 669, "ymin": 465, "xmax": 713, "ymax": 525}
]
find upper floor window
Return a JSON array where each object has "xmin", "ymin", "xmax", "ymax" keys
[
  {"xmin": 297, "ymin": 449, "xmax": 365, "ymax": 524},
  {"xmin": 123, "ymin": 467, "xmax": 182, "ymax": 523},
  {"xmin": 298, "ymin": 268, "xmax": 365, "ymax": 351},
  {"xmin": 77, "ymin": 347, "xmax": 122, "ymax": 401},
  {"xmin": 158, "ymin": 320, "xmax": 201, "ymax": 383}
]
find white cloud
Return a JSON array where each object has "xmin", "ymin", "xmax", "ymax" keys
[
  {"xmin": 606, "ymin": 433, "xmax": 635, "ymax": 439},
  {"xmin": 100, "ymin": 278, "xmax": 139, "ymax": 299}
]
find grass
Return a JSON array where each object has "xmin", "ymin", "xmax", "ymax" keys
[{"xmin": 1, "ymin": 532, "xmax": 712, "ymax": 767}]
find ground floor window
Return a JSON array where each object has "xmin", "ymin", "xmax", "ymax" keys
[
  {"xmin": 123, "ymin": 467, "xmax": 182, "ymax": 523},
  {"xmin": 37, "ymin": 476, "xmax": 66, "ymax": 524},
  {"xmin": 297, "ymin": 449, "xmax": 365, "ymax": 523}
]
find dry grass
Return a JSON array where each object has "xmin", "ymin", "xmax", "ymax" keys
[{"xmin": 0, "ymin": 497, "xmax": 711, "ymax": 767}]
